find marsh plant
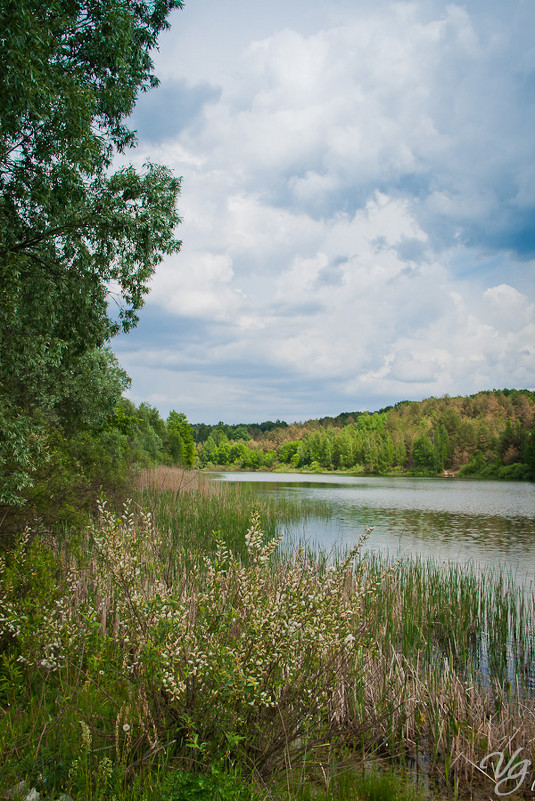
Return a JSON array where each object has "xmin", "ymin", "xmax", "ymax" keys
[
  {"xmin": 134, "ymin": 465, "xmax": 330, "ymax": 563},
  {"xmin": 1, "ymin": 491, "xmax": 535, "ymax": 799},
  {"xmin": 0, "ymin": 503, "xmax": 381, "ymax": 792}
]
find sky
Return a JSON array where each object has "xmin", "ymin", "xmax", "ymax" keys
[{"xmin": 112, "ymin": 0, "xmax": 535, "ymax": 425}]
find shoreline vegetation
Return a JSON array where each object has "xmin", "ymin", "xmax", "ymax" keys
[
  {"xmin": 192, "ymin": 390, "xmax": 535, "ymax": 482},
  {"xmin": 201, "ymin": 464, "xmax": 465, "ymax": 478},
  {"xmin": 1, "ymin": 394, "xmax": 534, "ymax": 801},
  {"xmin": 1, "ymin": 468, "xmax": 534, "ymax": 801},
  {"xmin": 3, "ymin": 389, "xmax": 533, "ymax": 551}
]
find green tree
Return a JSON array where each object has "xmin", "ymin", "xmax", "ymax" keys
[
  {"xmin": 523, "ymin": 431, "xmax": 535, "ymax": 479},
  {"xmin": 0, "ymin": 0, "xmax": 183, "ymax": 505},
  {"xmin": 229, "ymin": 441, "xmax": 247, "ymax": 464},
  {"xmin": 361, "ymin": 435, "xmax": 379, "ymax": 472},
  {"xmin": 497, "ymin": 420, "xmax": 527, "ymax": 466},
  {"xmin": 377, "ymin": 432, "xmax": 395, "ymax": 473},
  {"xmin": 231, "ymin": 425, "xmax": 250, "ymax": 442},
  {"xmin": 125, "ymin": 402, "xmax": 165, "ymax": 462},
  {"xmin": 433, "ymin": 423, "xmax": 451, "ymax": 471},
  {"xmin": 263, "ymin": 449, "xmax": 277, "ymax": 468},
  {"xmin": 241, "ymin": 447, "xmax": 261, "ymax": 470},
  {"xmin": 1, "ymin": 348, "xmax": 130, "ymax": 509},
  {"xmin": 278, "ymin": 441, "xmax": 300, "ymax": 464},
  {"xmin": 412, "ymin": 434, "xmax": 436, "ymax": 471},
  {"xmin": 54, "ymin": 348, "xmax": 131, "ymax": 436},
  {"xmin": 200, "ymin": 435, "xmax": 218, "ymax": 465},
  {"xmin": 166, "ymin": 412, "xmax": 195, "ymax": 468}
]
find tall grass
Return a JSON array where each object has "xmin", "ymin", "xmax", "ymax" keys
[
  {"xmin": 134, "ymin": 466, "xmax": 328, "ymax": 562},
  {"xmin": 290, "ymin": 766, "xmax": 430, "ymax": 801},
  {"xmin": 346, "ymin": 549, "xmax": 535, "ymax": 795},
  {"xmin": 1, "ymin": 468, "xmax": 534, "ymax": 800},
  {"xmin": 360, "ymin": 550, "xmax": 535, "ymax": 688}
]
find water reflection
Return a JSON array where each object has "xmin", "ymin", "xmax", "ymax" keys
[
  {"xmin": 211, "ymin": 472, "xmax": 535, "ymax": 693},
  {"xmin": 211, "ymin": 473, "xmax": 535, "ymax": 585}
]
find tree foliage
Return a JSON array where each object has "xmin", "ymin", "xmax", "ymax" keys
[
  {"xmin": 0, "ymin": 0, "xmax": 183, "ymax": 510},
  {"xmin": 2, "ymin": 397, "xmax": 196, "ymax": 537},
  {"xmin": 1, "ymin": 0, "xmax": 183, "ymax": 338},
  {"xmin": 167, "ymin": 411, "xmax": 195, "ymax": 468},
  {"xmin": 195, "ymin": 391, "xmax": 535, "ymax": 480}
]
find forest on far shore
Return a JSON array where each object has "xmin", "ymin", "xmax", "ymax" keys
[
  {"xmin": 2, "ymin": 388, "xmax": 533, "ymax": 541},
  {"xmin": 72, "ymin": 387, "xmax": 535, "ymax": 483},
  {"xmin": 192, "ymin": 389, "xmax": 535, "ymax": 479}
]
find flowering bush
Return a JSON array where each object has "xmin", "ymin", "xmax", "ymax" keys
[
  {"xmin": 89, "ymin": 506, "xmax": 375, "ymax": 772},
  {"xmin": 0, "ymin": 504, "xmax": 377, "ymax": 777},
  {"xmin": 156, "ymin": 512, "xmax": 374, "ymax": 768}
]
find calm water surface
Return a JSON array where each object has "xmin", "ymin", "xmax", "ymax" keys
[{"xmin": 211, "ymin": 473, "xmax": 535, "ymax": 586}]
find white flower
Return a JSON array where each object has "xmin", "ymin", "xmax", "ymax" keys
[{"xmin": 122, "ymin": 723, "xmax": 130, "ymax": 732}]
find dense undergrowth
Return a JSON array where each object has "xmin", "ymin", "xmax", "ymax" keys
[{"xmin": 1, "ymin": 469, "xmax": 534, "ymax": 800}]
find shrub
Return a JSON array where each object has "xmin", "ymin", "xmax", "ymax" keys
[{"xmin": 0, "ymin": 505, "xmax": 377, "ymax": 782}]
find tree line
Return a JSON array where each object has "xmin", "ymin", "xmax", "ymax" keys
[{"xmin": 195, "ymin": 390, "xmax": 535, "ymax": 480}]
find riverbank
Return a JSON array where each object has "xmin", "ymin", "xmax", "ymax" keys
[
  {"xmin": 1, "ymin": 468, "xmax": 534, "ymax": 800},
  {"xmin": 201, "ymin": 462, "xmax": 534, "ymax": 481}
]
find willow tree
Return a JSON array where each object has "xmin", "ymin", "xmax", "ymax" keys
[{"xmin": 0, "ymin": 0, "xmax": 183, "ymax": 506}]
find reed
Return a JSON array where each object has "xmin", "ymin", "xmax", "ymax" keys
[
  {"xmin": 348, "ymin": 548, "xmax": 535, "ymax": 796},
  {"xmin": 360, "ymin": 549, "xmax": 535, "ymax": 689},
  {"xmin": 134, "ymin": 467, "xmax": 329, "ymax": 563},
  {"xmin": 1, "ymin": 470, "xmax": 534, "ymax": 800}
]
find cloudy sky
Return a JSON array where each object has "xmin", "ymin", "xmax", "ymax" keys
[{"xmin": 112, "ymin": 0, "xmax": 535, "ymax": 424}]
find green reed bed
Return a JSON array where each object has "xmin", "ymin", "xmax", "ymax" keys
[
  {"xmin": 1, "ymin": 473, "xmax": 534, "ymax": 800},
  {"xmin": 360, "ymin": 549, "xmax": 535, "ymax": 689},
  {"xmin": 134, "ymin": 466, "xmax": 330, "ymax": 562},
  {"xmin": 351, "ymin": 549, "xmax": 535, "ymax": 795}
]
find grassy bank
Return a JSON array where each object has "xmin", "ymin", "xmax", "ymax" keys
[
  {"xmin": 1, "ymin": 468, "xmax": 534, "ymax": 800},
  {"xmin": 135, "ymin": 465, "xmax": 331, "ymax": 561}
]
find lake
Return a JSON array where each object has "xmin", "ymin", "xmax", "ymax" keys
[{"xmin": 209, "ymin": 473, "xmax": 535, "ymax": 587}]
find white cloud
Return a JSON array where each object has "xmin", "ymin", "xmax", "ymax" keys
[
  {"xmin": 112, "ymin": 0, "xmax": 535, "ymax": 422},
  {"xmin": 483, "ymin": 284, "xmax": 534, "ymax": 332},
  {"xmin": 149, "ymin": 251, "xmax": 243, "ymax": 320}
]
